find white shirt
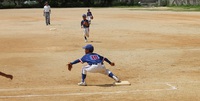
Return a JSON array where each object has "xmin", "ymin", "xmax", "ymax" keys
[{"xmin": 44, "ymin": 5, "xmax": 51, "ymax": 12}]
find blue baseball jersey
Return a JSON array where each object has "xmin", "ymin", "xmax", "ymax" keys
[
  {"xmin": 81, "ymin": 19, "xmax": 89, "ymax": 28},
  {"xmin": 87, "ymin": 11, "xmax": 92, "ymax": 16},
  {"xmin": 79, "ymin": 53, "xmax": 104, "ymax": 65},
  {"xmin": 70, "ymin": 53, "xmax": 112, "ymax": 65}
]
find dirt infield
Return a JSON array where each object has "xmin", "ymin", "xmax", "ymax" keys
[{"xmin": 0, "ymin": 8, "xmax": 200, "ymax": 101}]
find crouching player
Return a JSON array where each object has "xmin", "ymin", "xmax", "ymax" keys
[{"xmin": 67, "ymin": 44, "xmax": 120, "ymax": 86}]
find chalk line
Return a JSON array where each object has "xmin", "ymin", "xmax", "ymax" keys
[
  {"xmin": 49, "ymin": 28, "xmax": 57, "ymax": 31},
  {"xmin": 0, "ymin": 83, "xmax": 177, "ymax": 98},
  {"xmin": 5, "ymin": 81, "xmax": 198, "ymax": 99},
  {"xmin": 166, "ymin": 83, "xmax": 177, "ymax": 90},
  {"xmin": 0, "ymin": 88, "xmax": 175, "ymax": 98},
  {"xmin": 0, "ymin": 86, "xmax": 76, "ymax": 92}
]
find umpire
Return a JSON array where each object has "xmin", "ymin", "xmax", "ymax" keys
[{"xmin": 43, "ymin": 2, "xmax": 51, "ymax": 25}]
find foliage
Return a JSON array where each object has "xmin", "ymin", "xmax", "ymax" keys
[
  {"xmin": 0, "ymin": 0, "xmax": 139, "ymax": 8},
  {"xmin": 169, "ymin": 5, "xmax": 200, "ymax": 11}
]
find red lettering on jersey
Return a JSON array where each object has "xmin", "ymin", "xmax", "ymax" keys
[{"xmin": 91, "ymin": 55, "xmax": 99, "ymax": 60}]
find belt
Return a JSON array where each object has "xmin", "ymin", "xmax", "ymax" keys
[{"xmin": 91, "ymin": 63, "xmax": 103, "ymax": 65}]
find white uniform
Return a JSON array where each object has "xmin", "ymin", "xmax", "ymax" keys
[
  {"xmin": 87, "ymin": 16, "xmax": 92, "ymax": 24},
  {"xmin": 83, "ymin": 28, "xmax": 89, "ymax": 37},
  {"xmin": 44, "ymin": 5, "xmax": 50, "ymax": 12},
  {"xmin": 81, "ymin": 19, "xmax": 90, "ymax": 42},
  {"xmin": 87, "ymin": 11, "xmax": 93, "ymax": 24},
  {"xmin": 44, "ymin": 5, "xmax": 51, "ymax": 25},
  {"xmin": 82, "ymin": 63, "xmax": 110, "ymax": 75}
]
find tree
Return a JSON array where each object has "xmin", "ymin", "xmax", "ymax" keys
[{"xmin": 13, "ymin": 0, "xmax": 17, "ymax": 6}]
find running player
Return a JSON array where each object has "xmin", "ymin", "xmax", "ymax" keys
[
  {"xmin": 87, "ymin": 9, "xmax": 93, "ymax": 24},
  {"xmin": 81, "ymin": 14, "xmax": 90, "ymax": 42},
  {"xmin": 67, "ymin": 44, "xmax": 120, "ymax": 86}
]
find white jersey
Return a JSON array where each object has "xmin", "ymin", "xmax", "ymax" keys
[{"xmin": 44, "ymin": 5, "xmax": 51, "ymax": 12}]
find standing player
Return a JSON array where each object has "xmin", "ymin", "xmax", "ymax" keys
[
  {"xmin": 81, "ymin": 14, "xmax": 90, "ymax": 42},
  {"xmin": 43, "ymin": 2, "xmax": 51, "ymax": 26},
  {"xmin": 67, "ymin": 44, "xmax": 120, "ymax": 86},
  {"xmin": 87, "ymin": 9, "xmax": 93, "ymax": 24}
]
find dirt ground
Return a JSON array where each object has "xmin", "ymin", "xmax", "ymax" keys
[{"xmin": 0, "ymin": 8, "xmax": 200, "ymax": 101}]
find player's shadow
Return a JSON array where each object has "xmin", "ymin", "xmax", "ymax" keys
[
  {"xmin": 89, "ymin": 41, "xmax": 101, "ymax": 43},
  {"xmin": 0, "ymin": 71, "xmax": 13, "ymax": 80},
  {"xmin": 88, "ymin": 84, "xmax": 114, "ymax": 87}
]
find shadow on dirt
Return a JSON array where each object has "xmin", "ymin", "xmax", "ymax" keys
[
  {"xmin": 0, "ymin": 71, "xmax": 13, "ymax": 80},
  {"xmin": 89, "ymin": 41, "xmax": 102, "ymax": 43},
  {"xmin": 87, "ymin": 84, "xmax": 114, "ymax": 87}
]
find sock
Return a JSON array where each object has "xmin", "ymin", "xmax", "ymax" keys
[
  {"xmin": 82, "ymin": 74, "xmax": 86, "ymax": 82},
  {"xmin": 84, "ymin": 36, "xmax": 87, "ymax": 40},
  {"xmin": 108, "ymin": 72, "xmax": 119, "ymax": 82},
  {"xmin": 108, "ymin": 72, "xmax": 114, "ymax": 78}
]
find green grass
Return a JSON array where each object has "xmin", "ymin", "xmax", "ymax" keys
[
  {"xmin": 169, "ymin": 5, "xmax": 200, "ymax": 11},
  {"xmin": 117, "ymin": 5, "xmax": 200, "ymax": 12}
]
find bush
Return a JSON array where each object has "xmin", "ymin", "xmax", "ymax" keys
[
  {"xmin": 112, "ymin": 1, "xmax": 139, "ymax": 7},
  {"xmin": 22, "ymin": 3, "xmax": 41, "ymax": 8},
  {"xmin": 60, "ymin": 2, "xmax": 84, "ymax": 7}
]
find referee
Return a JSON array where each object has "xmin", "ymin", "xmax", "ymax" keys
[{"xmin": 43, "ymin": 2, "xmax": 51, "ymax": 26}]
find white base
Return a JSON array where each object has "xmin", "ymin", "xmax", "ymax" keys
[{"xmin": 113, "ymin": 81, "xmax": 131, "ymax": 86}]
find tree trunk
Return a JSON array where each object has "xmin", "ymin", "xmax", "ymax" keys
[
  {"xmin": 13, "ymin": 0, "xmax": 17, "ymax": 6},
  {"xmin": 187, "ymin": 0, "xmax": 191, "ymax": 5}
]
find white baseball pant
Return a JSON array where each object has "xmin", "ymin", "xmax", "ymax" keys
[
  {"xmin": 83, "ymin": 28, "xmax": 89, "ymax": 38},
  {"xmin": 82, "ymin": 63, "xmax": 111, "ymax": 75}
]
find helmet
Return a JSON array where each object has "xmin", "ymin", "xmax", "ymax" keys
[
  {"xmin": 83, "ymin": 44, "xmax": 94, "ymax": 52},
  {"xmin": 82, "ymin": 14, "xmax": 86, "ymax": 17}
]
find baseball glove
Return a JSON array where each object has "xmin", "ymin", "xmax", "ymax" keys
[
  {"xmin": 83, "ymin": 21, "xmax": 89, "ymax": 26},
  {"xmin": 67, "ymin": 63, "xmax": 73, "ymax": 71}
]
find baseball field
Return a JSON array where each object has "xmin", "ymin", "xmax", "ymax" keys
[{"xmin": 0, "ymin": 8, "xmax": 200, "ymax": 101}]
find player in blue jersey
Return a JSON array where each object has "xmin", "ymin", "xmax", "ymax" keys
[
  {"xmin": 87, "ymin": 9, "xmax": 93, "ymax": 24},
  {"xmin": 81, "ymin": 14, "xmax": 90, "ymax": 42},
  {"xmin": 67, "ymin": 44, "xmax": 120, "ymax": 86}
]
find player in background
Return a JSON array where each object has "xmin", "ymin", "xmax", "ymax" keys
[
  {"xmin": 43, "ymin": 2, "xmax": 51, "ymax": 26},
  {"xmin": 67, "ymin": 44, "xmax": 120, "ymax": 86},
  {"xmin": 87, "ymin": 9, "xmax": 93, "ymax": 24},
  {"xmin": 81, "ymin": 14, "xmax": 90, "ymax": 42}
]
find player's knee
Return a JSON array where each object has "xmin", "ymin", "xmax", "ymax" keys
[
  {"xmin": 105, "ymin": 69, "xmax": 111, "ymax": 75},
  {"xmin": 82, "ymin": 67, "xmax": 87, "ymax": 74}
]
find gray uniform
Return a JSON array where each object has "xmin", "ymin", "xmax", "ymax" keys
[{"xmin": 44, "ymin": 5, "xmax": 51, "ymax": 25}]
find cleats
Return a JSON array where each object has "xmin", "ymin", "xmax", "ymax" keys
[
  {"xmin": 113, "ymin": 76, "xmax": 120, "ymax": 82},
  {"xmin": 78, "ymin": 82, "xmax": 87, "ymax": 86}
]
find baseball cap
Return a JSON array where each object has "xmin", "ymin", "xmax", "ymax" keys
[
  {"xmin": 83, "ymin": 44, "xmax": 94, "ymax": 52},
  {"xmin": 82, "ymin": 14, "xmax": 86, "ymax": 17}
]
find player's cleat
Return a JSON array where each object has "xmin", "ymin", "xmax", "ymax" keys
[
  {"xmin": 78, "ymin": 82, "xmax": 87, "ymax": 86},
  {"xmin": 113, "ymin": 76, "xmax": 120, "ymax": 82},
  {"xmin": 116, "ymin": 80, "xmax": 121, "ymax": 83},
  {"xmin": 85, "ymin": 40, "xmax": 88, "ymax": 43}
]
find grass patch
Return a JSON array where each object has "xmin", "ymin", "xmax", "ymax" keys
[
  {"xmin": 122, "ymin": 6, "xmax": 200, "ymax": 12},
  {"xmin": 169, "ymin": 5, "xmax": 200, "ymax": 11}
]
